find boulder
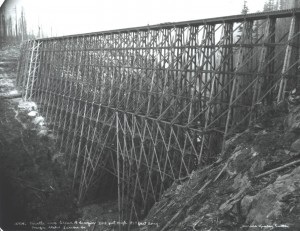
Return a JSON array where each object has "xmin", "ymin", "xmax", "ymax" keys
[
  {"xmin": 241, "ymin": 195, "xmax": 254, "ymax": 217},
  {"xmin": 291, "ymin": 138, "xmax": 300, "ymax": 152},
  {"xmin": 249, "ymin": 159, "xmax": 266, "ymax": 175},
  {"xmin": 285, "ymin": 105, "xmax": 300, "ymax": 132},
  {"xmin": 245, "ymin": 166, "xmax": 300, "ymax": 226}
]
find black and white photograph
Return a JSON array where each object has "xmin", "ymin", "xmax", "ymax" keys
[{"xmin": 0, "ymin": 0, "xmax": 300, "ymax": 230}]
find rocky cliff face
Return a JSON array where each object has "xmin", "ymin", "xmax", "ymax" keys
[{"xmin": 142, "ymin": 102, "xmax": 300, "ymax": 231}]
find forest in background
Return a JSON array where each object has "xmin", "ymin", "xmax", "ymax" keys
[{"xmin": 0, "ymin": 0, "xmax": 299, "ymax": 44}]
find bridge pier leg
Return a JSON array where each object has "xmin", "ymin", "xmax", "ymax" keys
[
  {"xmin": 14, "ymin": 11, "xmax": 300, "ymax": 228},
  {"xmin": 250, "ymin": 18, "xmax": 276, "ymax": 123},
  {"xmin": 278, "ymin": 16, "xmax": 296, "ymax": 102}
]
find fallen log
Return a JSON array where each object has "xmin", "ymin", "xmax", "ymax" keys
[
  {"xmin": 160, "ymin": 180, "xmax": 212, "ymax": 231},
  {"xmin": 255, "ymin": 159, "xmax": 300, "ymax": 178}
]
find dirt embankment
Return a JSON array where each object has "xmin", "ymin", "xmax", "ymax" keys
[
  {"xmin": 142, "ymin": 103, "xmax": 300, "ymax": 230},
  {"xmin": 0, "ymin": 45, "xmax": 120, "ymax": 231},
  {"xmin": 0, "ymin": 45, "xmax": 77, "ymax": 229}
]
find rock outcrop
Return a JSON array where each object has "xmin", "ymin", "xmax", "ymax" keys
[{"xmin": 142, "ymin": 102, "xmax": 300, "ymax": 230}]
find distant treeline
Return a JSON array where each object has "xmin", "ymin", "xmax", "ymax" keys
[
  {"xmin": 0, "ymin": 7, "xmax": 35, "ymax": 44},
  {"xmin": 0, "ymin": 0, "xmax": 300, "ymax": 44}
]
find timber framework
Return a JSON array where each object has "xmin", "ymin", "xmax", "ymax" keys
[{"xmin": 16, "ymin": 8, "xmax": 300, "ymax": 227}]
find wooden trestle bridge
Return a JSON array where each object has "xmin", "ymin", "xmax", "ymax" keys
[{"xmin": 16, "ymin": 8, "xmax": 300, "ymax": 226}]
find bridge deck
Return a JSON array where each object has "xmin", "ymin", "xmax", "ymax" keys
[
  {"xmin": 16, "ymin": 9, "xmax": 300, "ymax": 226},
  {"xmin": 36, "ymin": 8, "xmax": 300, "ymax": 40}
]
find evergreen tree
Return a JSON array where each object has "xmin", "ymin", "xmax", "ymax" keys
[
  {"xmin": 242, "ymin": 0, "xmax": 249, "ymax": 15},
  {"xmin": 263, "ymin": 0, "xmax": 276, "ymax": 11},
  {"xmin": 278, "ymin": 0, "xmax": 300, "ymax": 9},
  {"xmin": 274, "ymin": 0, "xmax": 279, "ymax": 9},
  {"xmin": 238, "ymin": 0, "xmax": 249, "ymax": 41}
]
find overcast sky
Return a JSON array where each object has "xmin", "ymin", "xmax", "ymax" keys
[{"xmin": 0, "ymin": 0, "xmax": 266, "ymax": 36}]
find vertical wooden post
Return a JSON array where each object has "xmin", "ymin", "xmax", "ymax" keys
[
  {"xmin": 24, "ymin": 40, "xmax": 36, "ymax": 100},
  {"xmin": 15, "ymin": 12, "xmax": 300, "ymax": 226},
  {"xmin": 292, "ymin": 15, "xmax": 300, "ymax": 89},
  {"xmin": 250, "ymin": 18, "xmax": 275, "ymax": 124},
  {"xmin": 116, "ymin": 112, "xmax": 122, "ymax": 231},
  {"xmin": 222, "ymin": 21, "xmax": 248, "ymax": 152},
  {"xmin": 277, "ymin": 16, "xmax": 296, "ymax": 102}
]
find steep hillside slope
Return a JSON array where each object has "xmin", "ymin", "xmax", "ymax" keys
[
  {"xmin": 0, "ymin": 45, "xmax": 78, "ymax": 229},
  {"xmin": 143, "ymin": 102, "xmax": 300, "ymax": 231}
]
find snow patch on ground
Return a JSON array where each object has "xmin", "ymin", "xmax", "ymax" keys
[
  {"xmin": 18, "ymin": 101, "xmax": 38, "ymax": 111},
  {"xmin": 7, "ymin": 89, "xmax": 19, "ymax": 95},
  {"xmin": 37, "ymin": 129, "xmax": 48, "ymax": 137},
  {"xmin": 0, "ymin": 79, "xmax": 14, "ymax": 88},
  {"xmin": 16, "ymin": 100, "xmax": 51, "ymax": 137},
  {"xmin": 33, "ymin": 116, "xmax": 44, "ymax": 125},
  {"xmin": 0, "ymin": 89, "xmax": 20, "ymax": 96},
  {"xmin": 0, "ymin": 55, "xmax": 51, "ymax": 138},
  {"xmin": 28, "ymin": 111, "xmax": 38, "ymax": 117}
]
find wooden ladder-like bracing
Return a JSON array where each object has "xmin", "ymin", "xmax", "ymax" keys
[{"xmin": 16, "ymin": 9, "xmax": 300, "ymax": 229}]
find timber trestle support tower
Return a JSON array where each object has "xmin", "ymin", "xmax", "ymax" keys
[{"xmin": 16, "ymin": 9, "xmax": 300, "ymax": 227}]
